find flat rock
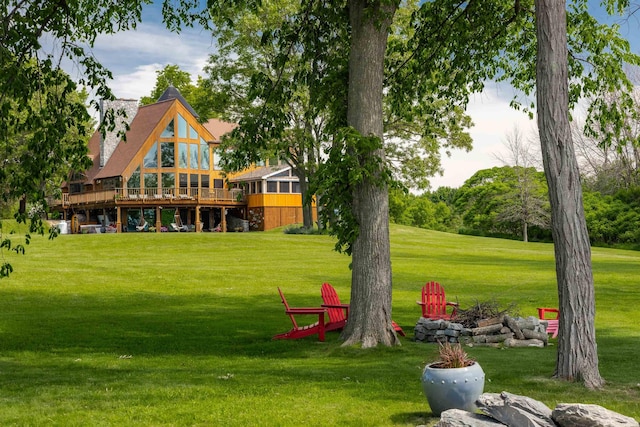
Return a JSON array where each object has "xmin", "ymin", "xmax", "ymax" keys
[
  {"xmin": 476, "ymin": 391, "xmax": 555, "ymax": 427},
  {"xmin": 552, "ymin": 403, "xmax": 639, "ymax": 427},
  {"xmin": 435, "ymin": 409, "xmax": 506, "ymax": 427}
]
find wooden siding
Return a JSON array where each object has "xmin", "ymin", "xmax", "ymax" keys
[
  {"xmin": 262, "ymin": 206, "xmax": 304, "ymax": 230},
  {"xmin": 247, "ymin": 193, "xmax": 302, "ymax": 208}
]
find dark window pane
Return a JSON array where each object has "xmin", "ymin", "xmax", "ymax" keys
[
  {"xmin": 161, "ymin": 142, "xmax": 174, "ymax": 167},
  {"xmin": 161, "ymin": 173, "xmax": 175, "ymax": 188},
  {"xmin": 144, "ymin": 173, "xmax": 157, "ymax": 189},
  {"xmin": 144, "ymin": 142, "xmax": 158, "ymax": 168},
  {"xmin": 129, "ymin": 167, "xmax": 141, "ymax": 188}
]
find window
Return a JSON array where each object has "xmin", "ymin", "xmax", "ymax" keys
[
  {"xmin": 161, "ymin": 142, "xmax": 174, "ymax": 167},
  {"xmin": 161, "ymin": 173, "xmax": 175, "ymax": 188},
  {"xmin": 179, "ymin": 173, "xmax": 188, "ymax": 188},
  {"xmin": 144, "ymin": 142, "xmax": 158, "ymax": 168},
  {"xmin": 189, "ymin": 125, "xmax": 198, "ymax": 139},
  {"xmin": 279, "ymin": 182, "xmax": 290, "ymax": 193},
  {"xmin": 128, "ymin": 167, "xmax": 140, "ymax": 188},
  {"xmin": 190, "ymin": 174, "xmax": 199, "ymax": 188},
  {"xmin": 213, "ymin": 179, "xmax": 224, "ymax": 189},
  {"xmin": 267, "ymin": 181, "xmax": 277, "ymax": 193},
  {"xmin": 178, "ymin": 114, "xmax": 187, "ymax": 138},
  {"xmin": 102, "ymin": 178, "xmax": 118, "ymax": 190},
  {"xmin": 213, "ymin": 148, "xmax": 222, "ymax": 170},
  {"xmin": 292, "ymin": 182, "xmax": 300, "ymax": 193},
  {"xmin": 70, "ymin": 183, "xmax": 82, "ymax": 194},
  {"xmin": 190, "ymin": 143, "xmax": 198, "ymax": 169},
  {"xmin": 273, "ymin": 169, "xmax": 289, "ymax": 177},
  {"xmin": 178, "ymin": 143, "xmax": 187, "ymax": 168},
  {"xmin": 161, "ymin": 119, "xmax": 175, "ymax": 138},
  {"xmin": 200, "ymin": 138, "xmax": 209, "ymax": 170},
  {"xmin": 144, "ymin": 173, "xmax": 157, "ymax": 189},
  {"xmin": 201, "ymin": 174, "xmax": 210, "ymax": 188}
]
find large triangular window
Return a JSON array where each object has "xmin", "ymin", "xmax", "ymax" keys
[
  {"xmin": 189, "ymin": 125, "xmax": 198, "ymax": 140},
  {"xmin": 144, "ymin": 142, "xmax": 158, "ymax": 168},
  {"xmin": 178, "ymin": 114, "xmax": 187, "ymax": 138},
  {"xmin": 161, "ymin": 119, "xmax": 175, "ymax": 138}
]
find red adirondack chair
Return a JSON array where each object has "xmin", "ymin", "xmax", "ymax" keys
[
  {"xmin": 273, "ymin": 288, "xmax": 327, "ymax": 341},
  {"xmin": 417, "ymin": 281, "xmax": 458, "ymax": 320},
  {"xmin": 537, "ymin": 307, "xmax": 559, "ymax": 338},
  {"xmin": 320, "ymin": 282, "xmax": 406, "ymax": 336}
]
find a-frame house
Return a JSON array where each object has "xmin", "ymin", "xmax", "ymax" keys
[{"xmin": 50, "ymin": 87, "xmax": 308, "ymax": 233}]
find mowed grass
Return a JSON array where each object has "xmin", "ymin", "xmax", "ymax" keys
[{"xmin": 0, "ymin": 223, "xmax": 639, "ymax": 426}]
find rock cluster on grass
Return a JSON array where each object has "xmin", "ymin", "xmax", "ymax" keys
[
  {"xmin": 432, "ymin": 391, "xmax": 639, "ymax": 427},
  {"xmin": 414, "ymin": 316, "xmax": 551, "ymax": 347}
]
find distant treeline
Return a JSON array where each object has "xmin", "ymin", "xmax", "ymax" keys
[{"xmin": 390, "ymin": 166, "xmax": 640, "ymax": 250}]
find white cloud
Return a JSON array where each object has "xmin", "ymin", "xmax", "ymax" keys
[
  {"xmin": 110, "ymin": 63, "xmax": 164, "ymax": 100},
  {"xmin": 87, "ymin": 22, "xmax": 213, "ymax": 99},
  {"xmin": 430, "ymin": 91, "xmax": 538, "ymax": 189}
]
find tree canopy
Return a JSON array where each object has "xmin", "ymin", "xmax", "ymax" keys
[{"xmin": 0, "ymin": 0, "xmax": 207, "ymax": 277}]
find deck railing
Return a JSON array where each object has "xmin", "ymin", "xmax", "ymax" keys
[{"xmin": 49, "ymin": 187, "xmax": 245, "ymax": 207}]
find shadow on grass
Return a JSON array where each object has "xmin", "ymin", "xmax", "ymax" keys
[{"xmin": 0, "ymin": 290, "xmax": 335, "ymax": 358}]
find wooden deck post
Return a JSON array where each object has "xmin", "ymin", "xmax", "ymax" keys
[
  {"xmin": 221, "ymin": 207, "xmax": 226, "ymax": 233},
  {"xmin": 116, "ymin": 207, "xmax": 122, "ymax": 233},
  {"xmin": 155, "ymin": 206, "xmax": 161, "ymax": 232}
]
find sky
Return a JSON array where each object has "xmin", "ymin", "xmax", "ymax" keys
[{"xmin": 73, "ymin": 2, "xmax": 640, "ymax": 190}]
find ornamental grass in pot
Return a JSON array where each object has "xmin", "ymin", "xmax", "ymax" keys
[{"xmin": 421, "ymin": 341, "xmax": 485, "ymax": 416}]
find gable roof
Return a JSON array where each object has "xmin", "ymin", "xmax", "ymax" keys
[
  {"xmin": 231, "ymin": 165, "xmax": 291, "ymax": 182},
  {"xmin": 88, "ymin": 100, "xmax": 173, "ymax": 181},
  {"xmin": 203, "ymin": 118, "xmax": 237, "ymax": 142}
]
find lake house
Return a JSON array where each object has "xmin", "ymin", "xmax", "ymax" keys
[{"xmin": 49, "ymin": 87, "xmax": 306, "ymax": 233}]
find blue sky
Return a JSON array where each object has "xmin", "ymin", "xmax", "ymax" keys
[{"xmin": 79, "ymin": 2, "xmax": 640, "ymax": 189}]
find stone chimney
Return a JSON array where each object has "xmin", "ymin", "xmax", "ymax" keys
[{"xmin": 99, "ymin": 98, "xmax": 139, "ymax": 167}]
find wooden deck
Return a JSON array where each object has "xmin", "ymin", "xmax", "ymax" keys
[{"xmin": 49, "ymin": 187, "xmax": 246, "ymax": 209}]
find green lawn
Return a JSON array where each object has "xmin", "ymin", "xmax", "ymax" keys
[{"xmin": 1, "ymin": 224, "xmax": 639, "ymax": 426}]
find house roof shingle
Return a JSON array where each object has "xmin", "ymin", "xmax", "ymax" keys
[
  {"xmin": 90, "ymin": 101, "xmax": 173, "ymax": 181},
  {"xmin": 203, "ymin": 118, "xmax": 237, "ymax": 141},
  {"xmin": 231, "ymin": 165, "xmax": 290, "ymax": 182}
]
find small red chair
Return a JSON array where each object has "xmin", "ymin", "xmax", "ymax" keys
[
  {"xmin": 537, "ymin": 307, "xmax": 559, "ymax": 338},
  {"xmin": 273, "ymin": 288, "xmax": 327, "ymax": 341},
  {"xmin": 321, "ymin": 283, "xmax": 405, "ymax": 336},
  {"xmin": 417, "ymin": 281, "xmax": 458, "ymax": 320}
]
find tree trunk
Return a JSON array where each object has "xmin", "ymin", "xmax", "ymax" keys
[
  {"xmin": 341, "ymin": 0, "xmax": 399, "ymax": 348},
  {"xmin": 535, "ymin": 0, "xmax": 604, "ymax": 388},
  {"xmin": 296, "ymin": 169, "xmax": 313, "ymax": 229}
]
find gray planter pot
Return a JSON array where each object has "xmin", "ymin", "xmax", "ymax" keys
[{"xmin": 421, "ymin": 361, "xmax": 485, "ymax": 416}]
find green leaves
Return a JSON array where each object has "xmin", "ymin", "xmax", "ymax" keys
[{"xmin": 313, "ymin": 127, "xmax": 392, "ymax": 254}]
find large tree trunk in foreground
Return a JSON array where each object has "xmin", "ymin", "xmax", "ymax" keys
[
  {"xmin": 341, "ymin": 0, "xmax": 399, "ymax": 347},
  {"xmin": 535, "ymin": 0, "xmax": 604, "ymax": 388}
]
